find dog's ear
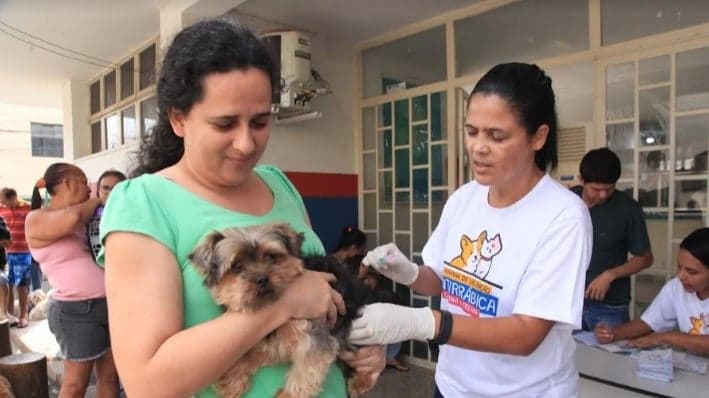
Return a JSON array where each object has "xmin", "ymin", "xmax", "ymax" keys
[
  {"xmin": 189, "ymin": 230, "xmax": 226, "ymax": 286},
  {"xmin": 269, "ymin": 223, "xmax": 305, "ymax": 256}
]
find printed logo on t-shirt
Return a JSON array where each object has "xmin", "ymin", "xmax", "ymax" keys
[
  {"xmin": 448, "ymin": 231, "xmax": 502, "ymax": 280},
  {"xmin": 442, "ymin": 230, "xmax": 504, "ymax": 317},
  {"xmin": 689, "ymin": 313, "xmax": 709, "ymax": 335}
]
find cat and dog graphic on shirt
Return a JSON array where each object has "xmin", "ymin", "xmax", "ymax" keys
[{"xmin": 449, "ymin": 230, "xmax": 503, "ymax": 281}]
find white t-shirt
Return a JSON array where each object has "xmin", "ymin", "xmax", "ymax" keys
[
  {"xmin": 641, "ymin": 277, "xmax": 709, "ymax": 335},
  {"xmin": 422, "ymin": 175, "xmax": 592, "ymax": 398}
]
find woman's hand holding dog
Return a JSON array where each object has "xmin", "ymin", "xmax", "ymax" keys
[{"xmin": 280, "ymin": 270, "xmax": 346, "ymax": 328}]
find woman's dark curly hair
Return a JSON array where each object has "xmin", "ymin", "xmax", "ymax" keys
[{"xmin": 131, "ymin": 19, "xmax": 277, "ymax": 177}]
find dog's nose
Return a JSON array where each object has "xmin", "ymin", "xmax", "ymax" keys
[{"xmin": 256, "ymin": 276, "xmax": 269, "ymax": 288}]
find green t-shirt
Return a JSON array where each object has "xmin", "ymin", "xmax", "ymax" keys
[{"xmin": 99, "ymin": 165, "xmax": 346, "ymax": 398}]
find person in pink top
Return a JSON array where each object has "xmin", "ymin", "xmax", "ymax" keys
[{"xmin": 25, "ymin": 163, "xmax": 119, "ymax": 398}]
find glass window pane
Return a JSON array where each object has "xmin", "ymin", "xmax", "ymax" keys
[
  {"xmin": 606, "ymin": 123, "xmax": 635, "ymax": 179},
  {"xmin": 104, "ymin": 71, "xmax": 116, "ymax": 108},
  {"xmin": 121, "ymin": 106, "xmax": 137, "ymax": 145},
  {"xmin": 395, "ymin": 149, "xmax": 410, "ymax": 188},
  {"xmin": 362, "ymin": 107, "xmax": 375, "ymax": 150},
  {"xmin": 431, "ymin": 189, "xmax": 448, "ymax": 229},
  {"xmin": 431, "ymin": 92, "xmax": 446, "ymax": 141},
  {"xmin": 455, "ymin": 0, "xmax": 589, "ymax": 77},
  {"xmin": 139, "ymin": 43, "xmax": 156, "ymax": 90},
  {"xmin": 602, "ymin": 0, "xmax": 709, "ymax": 46},
  {"xmin": 105, "ymin": 114, "xmax": 121, "ymax": 149},
  {"xmin": 412, "ymin": 125, "xmax": 428, "ymax": 165},
  {"xmin": 394, "ymin": 99, "xmax": 409, "ymax": 145},
  {"xmin": 675, "ymin": 180, "xmax": 707, "ymax": 212},
  {"xmin": 120, "ymin": 58, "xmax": 135, "ymax": 100},
  {"xmin": 639, "ymin": 150, "xmax": 670, "ymax": 208},
  {"xmin": 363, "ymin": 153, "xmax": 376, "ymax": 190},
  {"xmin": 378, "ymin": 212, "xmax": 393, "ymax": 244},
  {"xmin": 363, "ymin": 193, "xmax": 376, "ymax": 229},
  {"xmin": 379, "ymin": 129, "xmax": 392, "ymax": 168},
  {"xmin": 377, "ymin": 103, "xmax": 392, "ymax": 127},
  {"xmin": 639, "ymin": 87, "xmax": 669, "ymax": 146},
  {"xmin": 140, "ymin": 96, "xmax": 158, "ymax": 135},
  {"xmin": 606, "ymin": 62, "xmax": 635, "ymax": 121},
  {"xmin": 676, "ymin": 115, "xmax": 709, "ymax": 175},
  {"xmin": 362, "ymin": 26, "xmax": 446, "ymax": 98},
  {"xmin": 413, "ymin": 168, "xmax": 428, "ymax": 209},
  {"xmin": 431, "ymin": 144, "xmax": 447, "ymax": 187},
  {"xmin": 379, "ymin": 171, "xmax": 392, "ymax": 210},
  {"xmin": 547, "ymin": 62, "xmax": 594, "ymax": 127},
  {"xmin": 395, "ymin": 192, "xmax": 410, "ymax": 230},
  {"xmin": 91, "ymin": 121, "xmax": 102, "ymax": 153},
  {"xmin": 677, "ymin": 46, "xmax": 709, "ymax": 112},
  {"xmin": 365, "ymin": 232, "xmax": 377, "ymax": 250},
  {"xmin": 395, "ymin": 233, "xmax": 410, "ymax": 258},
  {"xmin": 90, "ymin": 81, "xmax": 100, "ymax": 114},
  {"xmin": 412, "ymin": 213, "xmax": 429, "ymax": 250},
  {"xmin": 639, "ymin": 55, "xmax": 670, "ymax": 86},
  {"xmin": 412, "ymin": 95, "xmax": 428, "ymax": 122}
]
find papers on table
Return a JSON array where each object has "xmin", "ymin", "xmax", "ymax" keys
[
  {"xmin": 573, "ymin": 331, "xmax": 636, "ymax": 354},
  {"xmin": 672, "ymin": 351, "xmax": 708, "ymax": 375},
  {"xmin": 635, "ymin": 349, "xmax": 673, "ymax": 382},
  {"xmin": 573, "ymin": 330, "xmax": 709, "ymax": 377}
]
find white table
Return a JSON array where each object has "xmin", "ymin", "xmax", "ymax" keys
[{"xmin": 575, "ymin": 342, "xmax": 708, "ymax": 397}]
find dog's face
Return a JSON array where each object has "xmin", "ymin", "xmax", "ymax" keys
[
  {"xmin": 189, "ymin": 223, "xmax": 305, "ymax": 312},
  {"xmin": 28, "ymin": 289, "xmax": 47, "ymax": 307}
]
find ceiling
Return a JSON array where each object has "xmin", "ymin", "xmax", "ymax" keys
[
  {"xmin": 0, "ymin": 0, "xmax": 165, "ymax": 108},
  {"xmin": 0, "ymin": 0, "xmax": 482, "ymax": 109},
  {"xmin": 235, "ymin": 0, "xmax": 481, "ymax": 42}
]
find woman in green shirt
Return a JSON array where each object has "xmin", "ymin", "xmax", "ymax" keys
[{"xmin": 100, "ymin": 20, "xmax": 384, "ymax": 397}]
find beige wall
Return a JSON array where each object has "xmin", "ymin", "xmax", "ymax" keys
[
  {"xmin": 0, "ymin": 103, "xmax": 63, "ymax": 198},
  {"xmin": 261, "ymin": 36, "xmax": 357, "ymax": 174}
]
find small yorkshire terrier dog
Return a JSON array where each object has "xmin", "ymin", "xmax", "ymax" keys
[{"xmin": 189, "ymin": 223, "xmax": 373, "ymax": 398}]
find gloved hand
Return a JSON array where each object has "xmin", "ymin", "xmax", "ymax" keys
[
  {"xmin": 362, "ymin": 243, "xmax": 419, "ymax": 285},
  {"xmin": 348, "ymin": 303, "xmax": 435, "ymax": 345}
]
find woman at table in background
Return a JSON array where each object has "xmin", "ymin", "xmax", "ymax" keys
[{"xmin": 595, "ymin": 227, "xmax": 709, "ymax": 356}]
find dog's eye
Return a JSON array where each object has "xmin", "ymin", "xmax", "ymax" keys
[
  {"xmin": 266, "ymin": 253, "xmax": 281, "ymax": 264},
  {"xmin": 230, "ymin": 260, "xmax": 242, "ymax": 272}
]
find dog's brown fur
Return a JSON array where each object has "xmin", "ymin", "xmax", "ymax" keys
[
  {"xmin": 190, "ymin": 223, "xmax": 370, "ymax": 398},
  {"xmin": 0, "ymin": 374, "xmax": 14, "ymax": 398}
]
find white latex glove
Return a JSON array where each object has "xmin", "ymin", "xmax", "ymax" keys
[
  {"xmin": 348, "ymin": 303, "xmax": 435, "ymax": 345},
  {"xmin": 362, "ymin": 243, "xmax": 419, "ymax": 285}
]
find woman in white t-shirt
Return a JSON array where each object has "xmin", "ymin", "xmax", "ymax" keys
[
  {"xmin": 595, "ymin": 227, "xmax": 709, "ymax": 355},
  {"xmin": 348, "ymin": 63, "xmax": 593, "ymax": 397}
]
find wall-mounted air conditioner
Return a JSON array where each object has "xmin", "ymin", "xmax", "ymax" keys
[{"xmin": 262, "ymin": 30, "xmax": 331, "ymax": 122}]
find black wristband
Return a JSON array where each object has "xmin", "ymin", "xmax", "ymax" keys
[{"xmin": 430, "ymin": 310, "xmax": 453, "ymax": 345}]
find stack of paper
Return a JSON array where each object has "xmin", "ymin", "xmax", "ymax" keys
[
  {"xmin": 673, "ymin": 351, "xmax": 709, "ymax": 375},
  {"xmin": 636, "ymin": 348, "xmax": 674, "ymax": 382}
]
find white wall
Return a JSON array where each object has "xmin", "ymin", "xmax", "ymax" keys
[
  {"xmin": 0, "ymin": 103, "xmax": 63, "ymax": 198},
  {"xmin": 261, "ymin": 35, "xmax": 357, "ymax": 174},
  {"xmin": 71, "ymin": 6, "xmax": 359, "ymax": 178},
  {"xmin": 73, "ymin": 144, "xmax": 135, "ymax": 183}
]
